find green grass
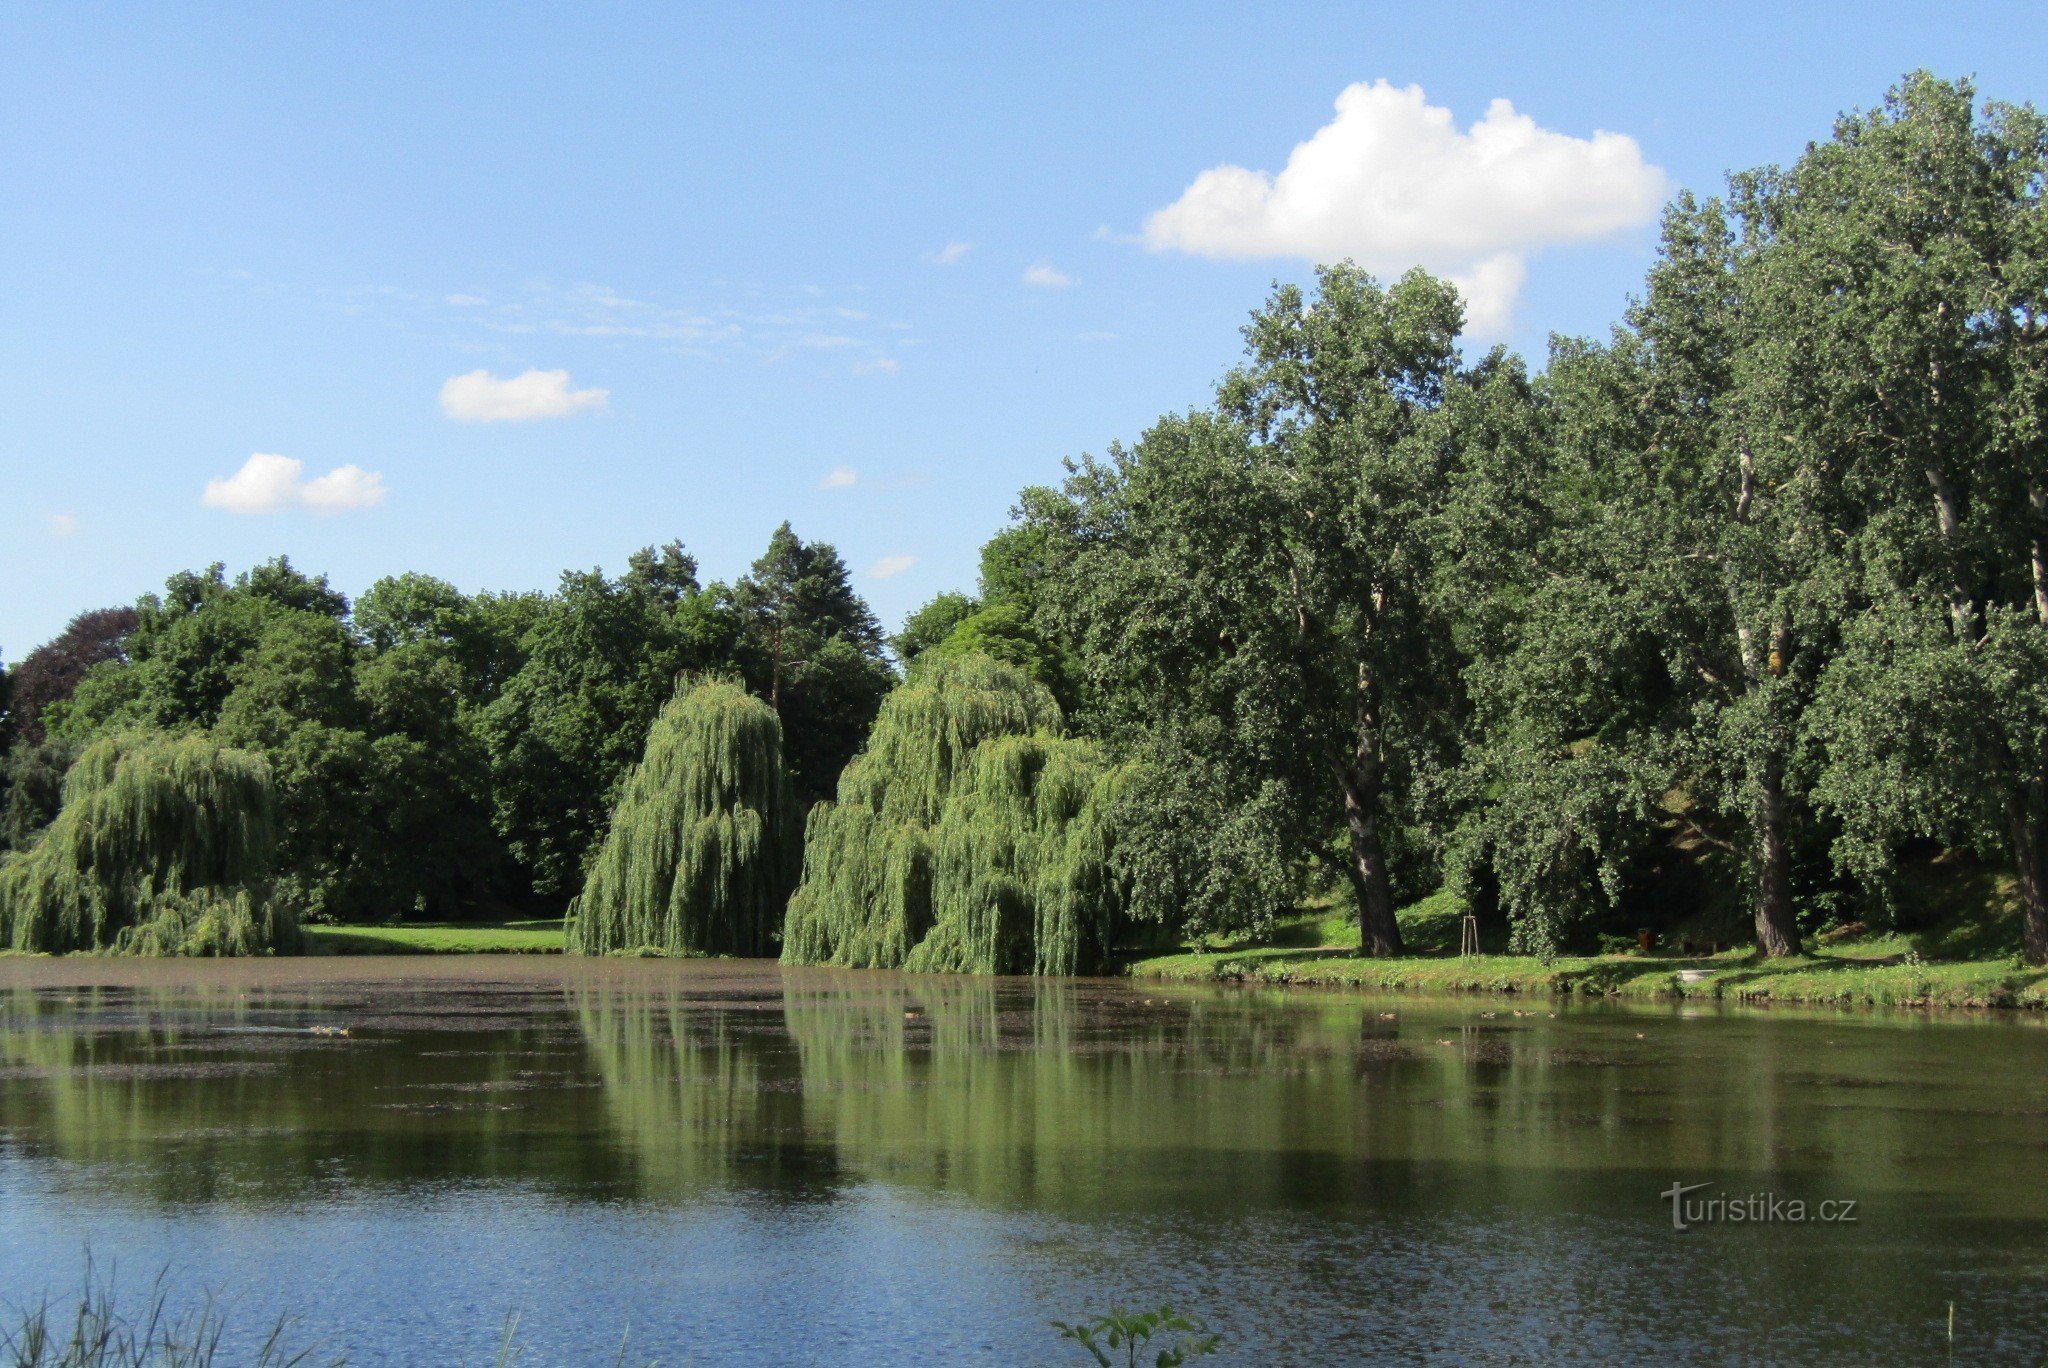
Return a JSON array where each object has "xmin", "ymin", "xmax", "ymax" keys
[
  {"xmin": 1124, "ymin": 886, "xmax": 2048, "ymax": 1011},
  {"xmin": 300, "ymin": 919, "xmax": 564, "ymax": 956}
]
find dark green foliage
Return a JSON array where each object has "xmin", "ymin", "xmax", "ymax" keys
[
  {"xmin": 480, "ymin": 557, "xmax": 741, "ymax": 898},
  {"xmin": 891, "ymin": 591, "xmax": 980, "ymax": 667},
  {"xmin": 1025, "ymin": 265, "xmax": 1467, "ymax": 956},
  {"xmin": 729, "ymin": 522, "xmax": 894, "ymax": 802},
  {"xmin": 0, "ymin": 732, "xmax": 295, "ymax": 955},
  {"xmin": 919, "ymin": 600, "xmax": 1080, "ymax": 712},
  {"xmin": 1, "ymin": 738, "xmax": 79, "ymax": 855},
  {"xmin": 781, "ymin": 654, "xmax": 1122, "ymax": 975},
  {"xmin": 570, "ymin": 678, "xmax": 800, "ymax": 956}
]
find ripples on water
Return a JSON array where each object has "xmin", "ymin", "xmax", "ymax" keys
[{"xmin": 1, "ymin": 957, "xmax": 2044, "ymax": 1364}]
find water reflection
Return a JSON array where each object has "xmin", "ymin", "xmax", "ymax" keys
[{"xmin": 2, "ymin": 961, "xmax": 2046, "ymax": 1363}]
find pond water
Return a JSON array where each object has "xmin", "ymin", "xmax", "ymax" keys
[{"xmin": 1, "ymin": 957, "xmax": 2044, "ymax": 1364}]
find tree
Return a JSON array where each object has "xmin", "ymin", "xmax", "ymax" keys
[
  {"xmin": 729, "ymin": 523, "xmax": 894, "ymax": 802},
  {"xmin": 5, "ymin": 607, "xmax": 139, "ymax": 744},
  {"xmin": 1767, "ymin": 75, "xmax": 2048, "ymax": 960},
  {"xmin": 919, "ymin": 601, "xmax": 1079, "ymax": 711},
  {"xmin": 780, "ymin": 654, "xmax": 1122, "ymax": 975},
  {"xmin": 570, "ymin": 678, "xmax": 800, "ymax": 956},
  {"xmin": 1032, "ymin": 265, "xmax": 1467, "ymax": 954},
  {"xmin": 480, "ymin": 551, "xmax": 741, "ymax": 899},
  {"xmin": 891, "ymin": 591, "xmax": 980, "ymax": 667},
  {"xmin": 0, "ymin": 732, "xmax": 295, "ymax": 956}
]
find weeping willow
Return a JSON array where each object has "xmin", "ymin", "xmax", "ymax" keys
[
  {"xmin": 569, "ymin": 677, "xmax": 800, "ymax": 956},
  {"xmin": 781, "ymin": 653, "xmax": 1124, "ymax": 975},
  {"xmin": 0, "ymin": 732, "xmax": 296, "ymax": 956}
]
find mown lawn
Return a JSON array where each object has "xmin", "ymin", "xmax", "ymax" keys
[
  {"xmin": 301, "ymin": 918, "xmax": 565, "ymax": 955},
  {"xmin": 1124, "ymin": 891, "xmax": 2048, "ymax": 1010}
]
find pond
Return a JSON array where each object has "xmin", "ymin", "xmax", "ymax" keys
[{"xmin": 1, "ymin": 957, "xmax": 2044, "ymax": 1364}]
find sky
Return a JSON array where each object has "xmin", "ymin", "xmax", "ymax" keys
[{"xmin": 5, "ymin": 2, "xmax": 2047, "ymax": 657}]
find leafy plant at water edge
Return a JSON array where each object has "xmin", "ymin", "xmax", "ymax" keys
[{"xmin": 1051, "ymin": 1306, "xmax": 1221, "ymax": 1368}]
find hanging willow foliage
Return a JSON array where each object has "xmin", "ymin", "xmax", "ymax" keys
[
  {"xmin": 569, "ymin": 677, "xmax": 801, "ymax": 956},
  {"xmin": 781, "ymin": 653, "xmax": 1124, "ymax": 975},
  {"xmin": 0, "ymin": 732, "xmax": 296, "ymax": 955}
]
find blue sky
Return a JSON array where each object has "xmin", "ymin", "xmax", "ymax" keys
[{"xmin": 5, "ymin": 2, "xmax": 2046, "ymax": 656}]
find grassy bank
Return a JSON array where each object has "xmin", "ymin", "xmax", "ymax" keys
[
  {"xmin": 1125, "ymin": 892, "xmax": 2048, "ymax": 1010},
  {"xmin": 300, "ymin": 919, "xmax": 564, "ymax": 956}
]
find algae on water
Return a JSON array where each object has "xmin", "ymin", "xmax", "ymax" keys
[
  {"xmin": 781, "ymin": 653, "xmax": 1123, "ymax": 975},
  {"xmin": 0, "ymin": 732, "xmax": 296, "ymax": 955},
  {"xmin": 569, "ymin": 677, "xmax": 801, "ymax": 956}
]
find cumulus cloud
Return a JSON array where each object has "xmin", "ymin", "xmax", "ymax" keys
[
  {"xmin": 203, "ymin": 453, "xmax": 388, "ymax": 515},
  {"xmin": 439, "ymin": 367, "xmax": 609, "ymax": 422},
  {"xmin": 819, "ymin": 465, "xmax": 859, "ymax": 490},
  {"xmin": 852, "ymin": 356, "xmax": 901, "ymax": 377},
  {"xmin": 868, "ymin": 554, "xmax": 918, "ymax": 580},
  {"xmin": 930, "ymin": 241, "xmax": 971, "ymax": 265},
  {"xmin": 1142, "ymin": 80, "xmax": 1666, "ymax": 335},
  {"xmin": 1023, "ymin": 263, "xmax": 1073, "ymax": 288},
  {"xmin": 42, "ymin": 511, "xmax": 75, "ymax": 537}
]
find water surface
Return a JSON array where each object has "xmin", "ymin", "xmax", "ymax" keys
[{"xmin": 1, "ymin": 957, "xmax": 2044, "ymax": 1363}]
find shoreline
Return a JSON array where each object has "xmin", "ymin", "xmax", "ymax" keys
[{"xmin": 1124, "ymin": 944, "xmax": 2048, "ymax": 1012}]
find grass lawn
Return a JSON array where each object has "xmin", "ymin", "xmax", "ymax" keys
[
  {"xmin": 1124, "ymin": 889, "xmax": 2048, "ymax": 1010},
  {"xmin": 301, "ymin": 918, "xmax": 565, "ymax": 955}
]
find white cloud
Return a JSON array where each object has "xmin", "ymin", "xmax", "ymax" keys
[
  {"xmin": 852, "ymin": 356, "xmax": 901, "ymax": 376},
  {"xmin": 819, "ymin": 465, "xmax": 859, "ymax": 490},
  {"xmin": 439, "ymin": 367, "xmax": 608, "ymax": 422},
  {"xmin": 1023, "ymin": 263, "xmax": 1073, "ymax": 288},
  {"xmin": 203, "ymin": 453, "xmax": 387, "ymax": 515},
  {"xmin": 868, "ymin": 554, "xmax": 918, "ymax": 580},
  {"xmin": 42, "ymin": 511, "xmax": 75, "ymax": 537},
  {"xmin": 1142, "ymin": 80, "xmax": 1667, "ymax": 335},
  {"xmin": 444, "ymin": 293, "xmax": 488, "ymax": 307},
  {"xmin": 930, "ymin": 241, "xmax": 971, "ymax": 265}
]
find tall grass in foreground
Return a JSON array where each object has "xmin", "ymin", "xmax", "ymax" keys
[{"xmin": 0, "ymin": 1270, "xmax": 333, "ymax": 1368}]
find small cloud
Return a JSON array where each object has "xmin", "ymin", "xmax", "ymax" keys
[
  {"xmin": 203, "ymin": 453, "xmax": 387, "ymax": 515},
  {"xmin": 868, "ymin": 553, "xmax": 918, "ymax": 580},
  {"xmin": 440, "ymin": 367, "xmax": 609, "ymax": 422},
  {"xmin": 852, "ymin": 356, "xmax": 901, "ymax": 376},
  {"xmin": 819, "ymin": 465, "xmax": 860, "ymax": 490},
  {"xmin": 444, "ymin": 293, "xmax": 488, "ymax": 307},
  {"xmin": 1023, "ymin": 263, "xmax": 1074, "ymax": 288},
  {"xmin": 42, "ymin": 511, "xmax": 75, "ymax": 537},
  {"xmin": 1076, "ymin": 330, "xmax": 1119, "ymax": 342},
  {"xmin": 929, "ymin": 241, "xmax": 971, "ymax": 265}
]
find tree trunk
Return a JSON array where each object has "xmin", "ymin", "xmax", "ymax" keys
[
  {"xmin": 1339, "ymin": 785, "xmax": 1403, "ymax": 957},
  {"xmin": 2009, "ymin": 789, "xmax": 2048, "ymax": 967},
  {"xmin": 1333, "ymin": 663, "xmax": 1403, "ymax": 957},
  {"xmin": 1752, "ymin": 758, "xmax": 1801, "ymax": 957},
  {"xmin": 1329, "ymin": 745, "xmax": 1401, "ymax": 954}
]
